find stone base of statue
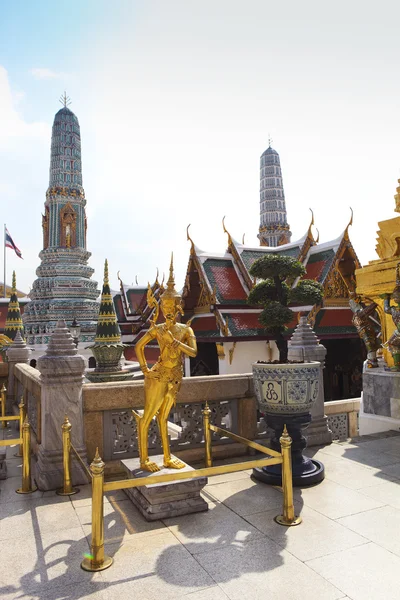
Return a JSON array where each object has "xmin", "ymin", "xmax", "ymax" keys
[
  {"xmin": 360, "ymin": 359, "xmax": 400, "ymax": 435},
  {"xmin": 121, "ymin": 455, "xmax": 208, "ymax": 521}
]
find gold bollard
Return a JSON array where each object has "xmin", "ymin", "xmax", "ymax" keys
[
  {"xmin": 202, "ymin": 402, "xmax": 213, "ymax": 468},
  {"xmin": 274, "ymin": 425, "xmax": 302, "ymax": 527},
  {"xmin": 16, "ymin": 418, "xmax": 37, "ymax": 494},
  {"xmin": 14, "ymin": 398, "xmax": 25, "ymax": 457},
  {"xmin": 1, "ymin": 383, "xmax": 6, "ymax": 429},
  {"xmin": 57, "ymin": 415, "xmax": 79, "ymax": 496},
  {"xmin": 81, "ymin": 449, "xmax": 113, "ymax": 572}
]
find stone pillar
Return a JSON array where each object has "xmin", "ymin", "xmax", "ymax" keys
[
  {"xmin": 6, "ymin": 331, "xmax": 31, "ymax": 413},
  {"xmin": 288, "ymin": 317, "xmax": 332, "ymax": 446},
  {"xmin": 35, "ymin": 319, "xmax": 88, "ymax": 491}
]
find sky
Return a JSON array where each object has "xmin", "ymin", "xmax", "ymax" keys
[{"xmin": 1, "ymin": 0, "xmax": 400, "ymax": 295}]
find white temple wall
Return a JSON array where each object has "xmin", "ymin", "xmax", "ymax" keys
[{"xmin": 218, "ymin": 340, "xmax": 278, "ymax": 375}]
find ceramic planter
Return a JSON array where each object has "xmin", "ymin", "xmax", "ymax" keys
[
  {"xmin": 252, "ymin": 361, "xmax": 324, "ymax": 486},
  {"xmin": 252, "ymin": 361, "xmax": 320, "ymax": 414}
]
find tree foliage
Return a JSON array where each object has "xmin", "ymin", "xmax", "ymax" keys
[
  {"xmin": 249, "ymin": 254, "xmax": 306, "ymax": 281},
  {"xmin": 289, "ymin": 279, "xmax": 323, "ymax": 306},
  {"xmin": 247, "ymin": 254, "xmax": 324, "ymax": 362},
  {"xmin": 248, "ymin": 279, "xmax": 289, "ymax": 306}
]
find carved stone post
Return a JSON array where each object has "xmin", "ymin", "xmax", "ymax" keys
[
  {"xmin": 288, "ymin": 317, "xmax": 332, "ymax": 446},
  {"xmin": 35, "ymin": 320, "xmax": 88, "ymax": 491},
  {"xmin": 6, "ymin": 331, "xmax": 31, "ymax": 413}
]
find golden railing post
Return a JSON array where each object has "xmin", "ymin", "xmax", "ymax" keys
[
  {"xmin": 1, "ymin": 383, "xmax": 6, "ymax": 428},
  {"xmin": 16, "ymin": 418, "xmax": 37, "ymax": 494},
  {"xmin": 81, "ymin": 449, "xmax": 113, "ymax": 572},
  {"xmin": 57, "ymin": 415, "xmax": 79, "ymax": 496},
  {"xmin": 274, "ymin": 425, "xmax": 302, "ymax": 527},
  {"xmin": 14, "ymin": 397, "xmax": 25, "ymax": 457},
  {"xmin": 202, "ymin": 402, "xmax": 213, "ymax": 468}
]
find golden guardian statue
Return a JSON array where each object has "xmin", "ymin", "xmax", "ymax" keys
[{"xmin": 133, "ymin": 255, "xmax": 197, "ymax": 472}]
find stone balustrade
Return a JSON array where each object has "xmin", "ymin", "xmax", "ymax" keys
[{"xmin": 10, "ymin": 360, "xmax": 361, "ymax": 481}]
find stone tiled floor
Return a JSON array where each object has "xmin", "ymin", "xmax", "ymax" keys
[{"xmin": 1, "ymin": 431, "xmax": 400, "ymax": 599}]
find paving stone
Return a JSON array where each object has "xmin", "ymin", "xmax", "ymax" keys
[
  {"xmin": 314, "ymin": 441, "xmax": 400, "ymax": 468},
  {"xmin": 100, "ymin": 531, "xmax": 214, "ymax": 599},
  {"xmin": 338, "ymin": 505, "xmax": 400, "ymax": 556},
  {"xmin": 295, "ymin": 478, "xmax": 384, "ymax": 519},
  {"xmin": 246, "ymin": 505, "xmax": 368, "ymax": 561},
  {"xmin": 0, "ymin": 526, "xmax": 96, "ymax": 594},
  {"xmin": 206, "ymin": 477, "xmax": 284, "ymax": 516},
  {"xmin": 194, "ymin": 537, "xmax": 344, "ymax": 600},
  {"xmin": 76, "ymin": 498, "xmax": 166, "ymax": 544},
  {"xmin": 163, "ymin": 500, "xmax": 264, "ymax": 554},
  {"xmin": 306, "ymin": 542, "xmax": 400, "ymax": 600}
]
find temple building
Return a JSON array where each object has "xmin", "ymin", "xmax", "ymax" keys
[
  {"xmin": 258, "ymin": 143, "xmax": 292, "ymax": 247},
  {"xmin": 113, "ymin": 144, "xmax": 363, "ymax": 400},
  {"xmin": 23, "ymin": 97, "xmax": 99, "ymax": 345}
]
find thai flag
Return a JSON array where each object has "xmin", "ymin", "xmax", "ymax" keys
[{"xmin": 5, "ymin": 228, "xmax": 23, "ymax": 259}]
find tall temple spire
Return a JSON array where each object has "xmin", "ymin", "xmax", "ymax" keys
[
  {"xmin": 22, "ymin": 101, "xmax": 99, "ymax": 346},
  {"xmin": 258, "ymin": 144, "xmax": 292, "ymax": 247}
]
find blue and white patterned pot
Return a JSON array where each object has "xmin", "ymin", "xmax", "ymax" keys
[{"xmin": 252, "ymin": 361, "xmax": 320, "ymax": 414}]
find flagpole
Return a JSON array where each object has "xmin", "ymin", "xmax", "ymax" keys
[{"xmin": 3, "ymin": 224, "xmax": 6, "ymax": 298}]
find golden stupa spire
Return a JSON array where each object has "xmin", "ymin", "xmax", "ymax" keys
[
  {"xmin": 104, "ymin": 259, "xmax": 109, "ymax": 285},
  {"xmin": 12, "ymin": 270, "xmax": 16, "ymax": 293}
]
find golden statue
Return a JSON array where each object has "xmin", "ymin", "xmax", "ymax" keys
[{"xmin": 133, "ymin": 254, "xmax": 197, "ymax": 472}]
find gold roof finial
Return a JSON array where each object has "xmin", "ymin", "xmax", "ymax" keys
[
  {"xmin": 187, "ymin": 224, "xmax": 195, "ymax": 255},
  {"xmin": 222, "ymin": 216, "xmax": 232, "ymax": 247},
  {"xmin": 104, "ymin": 259, "xmax": 109, "ymax": 284},
  {"xmin": 344, "ymin": 207, "xmax": 354, "ymax": 238},
  {"xmin": 12, "ymin": 270, "xmax": 16, "ymax": 293},
  {"xmin": 155, "ymin": 268, "xmax": 160, "ymax": 287},
  {"xmin": 242, "ymin": 233, "xmax": 246, "ymax": 245},
  {"xmin": 307, "ymin": 208, "xmax": 317, "ymax": 244},
  {"xmin": 59, "ymin": 91, "xmax": 71, "ymax": 108},
  {"xmin": 135, "ymin": 275, "xmax": 139, "ymax": 285}
]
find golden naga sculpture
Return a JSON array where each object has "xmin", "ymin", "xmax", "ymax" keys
[{"xmin": 133, "ymin": 254, "xmax": 197, "ymax": 472}]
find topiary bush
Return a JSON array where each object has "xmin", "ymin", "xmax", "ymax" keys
[{"xmin": 248, "ymin": 255, "xmax": 323, "ymax": 362}]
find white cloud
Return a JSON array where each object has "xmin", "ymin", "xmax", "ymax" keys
[
  {"xmin": 0, "ymin": 66, "xmax": 49, "ymax": 148},
  {"xmin": 30, "ymin": 67, "xmax": 65, "ymax": 80},
  {"xmin": 0, "ymin": 65, "xmax": 50, "ymax": 292}
]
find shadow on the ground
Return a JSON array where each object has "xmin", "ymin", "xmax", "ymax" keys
[
  {"xmin": 155, "ymin": 473, "xmax": 304, "ymax": 587},
  {"xmin": 0, "ymin": 468, "xmax": 306, "ymax": 598}
]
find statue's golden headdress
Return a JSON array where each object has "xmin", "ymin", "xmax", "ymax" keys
[{"xmin": 160, "ymin": 253, "xmax": 181, "ymax": 304}]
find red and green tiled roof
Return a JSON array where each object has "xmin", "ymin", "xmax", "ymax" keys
[
  {"xmin": 203, "ymin": 259, "xmax": 247, "ymax": 304},
  {"xmin": 240, "ymin": 247, "xmax": 300, "ymax": 271},
  {"xmin": 191, "ymin": 315, "xmax": 220, "ymax": 338},
  {"xmin": 314, "ymin": 309, "xmax": 357, "ymax": 336},
  {"xmin": 304, "ymin": 249, "xmax": 335, "ymax": 283},
  {"xmin": 221, "ymin": 312, "xmax": 266, "ymax": 337}
]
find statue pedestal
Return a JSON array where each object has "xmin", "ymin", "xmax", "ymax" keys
[
  {"xmin": 360, "ymin": 360, "xmax": 400, "ymax": 434},
  {"xmin": 121, "ymin": 455, "xmax": 208, "ymax": 521}
]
